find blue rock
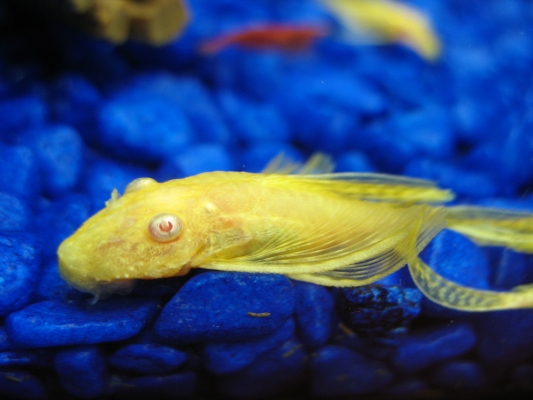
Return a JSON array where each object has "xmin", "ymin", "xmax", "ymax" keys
[
  {"xmin": 394, "ymin": 107, "xmax": 455, "ymax": 160},
  {"xmin": 0, "ymin": 94, "xmax": 47, "ymax": 140},
  {"xmin": 0, "ymin": 326, "xmax": 25, "ymax": 351},
  {"xmin": 156, "ymin": 143, "xmax": 234, "ymax": 181},
  {"xmin": 219, "ymin": 338, "xmax": 306, "ymax": 399},
  {"xmin": 294, "ymin": 282, "xmax": 335, "ymax": 347},
  {"xmin": 286, "ymin": 70, "xmax": 385, "ymax": 115},
  {"xmin": 430, "ymin": 361, "xmax": 488, "ymax": 390},
  {"xmin": 452, "ymin": 97, "xmax": 493, "ymax": 143},
  {"xmin": 54, "ymin": 346, "xmax": 108, "ymax": 398},
  {"xmin": 0, "ymin": 144, "xmax": 41, "ymax": 202},
  {"xmin": 0, "ymin": 370, "xmax": 47, "ymax": 400},
  {"xmin": 114, "ymin": 372, "xmax": 196, "ymax": 400},
  {"xmin": 202, "ymin": 318, "xmax": 295, "ymax": 375},
  {"xmin": 5, "ymin": 297, "xmax": 161, "ymax": 348},
  {"xmin": 489, "ymin": 248, "xmax": 533, "ymax": 290},
  {"xmin": 392, "ymin": 322, "xmax": 477, "ymax": 373},
  {"xmin": 82, "ymin": 157, "xmax": 150, "ymax": 214},
  {"xmin": 310, "ymin": 345, "xmax": 394, "ymax": 396},
  {"xmin": 17, "ymin": 125, "xmax": 84, "ymax": 197},
  {"xmin": 385, "ymin": 379, "xmax": 429, "ymax": 396},
  {"xmin": 334, "ymin": 151, "xmax": 376, "ymax": 173},
  {"xmin": 236, "ymin": 52, "xmax": 286, "ymax": 100},
  {"xmin": 36, "ymin": 194, "xmax": 91, "ymax": 262},
  {"xmin": 0, "ymin": 192, "xmax": 29, "ymax": 230},
  {"xmin": 294, "ymin": 103, "xmax": 359, "ymax": 155},
  {"xmin": 35, "ymin": 260, "xmax": 88, "ymax": 301},
  {"xmin": 128, "ymin": 73, "xmax": 231, "ymax": 144},
  {"xmin": 336, "ymin": 285, "xmax": 422, "ymax": 338},
  {"xmin": 0, "ymin": 232, "xmax": 40, "ymax": 317},
  {"xmin": 97, "ymin": 91, "xmax": 191, "ymax": 162},
  {"xmin": 50, "ymin": 73, "xmax": 101, "ymax": 129},
  {"xmin": 109, "ymin": 344, "xmax": 187, "ymax": 375},
  {"xmin": 476, "ymin": 309, "xmax": 533, "ymax": 370},
  {"xmin": 0, "ymin": 351, "xmax": 51, "ymax": 368},
  {"xmin": 419, "ymin": 229, "xmax": 491, "ymax": 317},
  {"xmin": 240, "ymin": 143, "xmax": 303, "ymax": 173},
  {"xmin": 216, "ymin": 90, "xmax": 290, "ymax": 144},
  {"xmin": 155, "ymin": 272, "xmax": 295, "ymax": 344}
]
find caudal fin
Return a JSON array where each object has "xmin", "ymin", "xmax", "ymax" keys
[
  {"xmin": 409, "ymin": 257, "xmax": 533, "ymax": 311},
  {"xmin": 445, "ymin": 206, "xmax": 533, "ymax": 254}
]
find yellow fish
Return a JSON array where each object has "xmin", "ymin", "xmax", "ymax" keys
[
  {"xmin": 319, "ymin": 0, "xmax": 441, "ymax": 60},
  {"xmin": 58, "ymin": 154, "xmax": 533, "ymax": 311}
]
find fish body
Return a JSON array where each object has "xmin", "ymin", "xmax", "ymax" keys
[
  {"xmin": 319, "ymin": 0, "xmax": 441, "ymax": 60},
  {"xmin": 57, "ymin": 171, "xmax": 447, "ymax": 296},
  {"xmin": 58, "ymin": 155, "xmax": 533, "ymax": 311},
  {"xmin": 199, "ymin": 23, "xmax": 330, "ymax": 54}
]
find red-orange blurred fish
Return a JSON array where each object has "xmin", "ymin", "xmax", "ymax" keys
[{"xmin": 199, "ymin": 23, "xmax": 330, "ymax": 54}]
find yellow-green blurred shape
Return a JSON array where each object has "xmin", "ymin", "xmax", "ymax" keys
[{"xmin": 320, "ymin": 0, "xmax": 441, "ymax": 60}]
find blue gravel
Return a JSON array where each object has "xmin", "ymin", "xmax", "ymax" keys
[
  {"xmin": 0, "ymin": 0, "xmax": 532, "ymax": 397},
  {"xmin": 114, "ymin": 371, "xmax": 197, "ymax": 400},
  {"xmin": 0, "ymin": 232, "xmax": 40, "ymax": 317},
  {"xmin": 202, "ymin": 317, "xmax": 295, "ymax": 374},
  {"xmin": 336, "ymin": 285, "xmax": 422, "ymax": 338},
  {"xmin": 109, "ymin": 344, "xmax": 187, "ymax": 375},
  {"xmin": 476, "ymin": 309, "xmax": 533, "ymax": 370},
  {"xmin": 310, "ymin": 344, "xmax": 394, "ymax": 396},
  {"xmin": 294, "ymin": 282, "xmax": 335, "ymax": 348},
  {"xmin": 17, "ymin": 124, "xmax": 84, "ymax": 197},
  {"xmin": 155, "ymin": 272, "xmax": 295, "ymax": 344},
  {"xmin": 0, "ymin": 192, "xmax": 29, "ymax": 231},
  {"xmin": 218, "ymin": 338, "xmax": 306, "ymax": 399},
  {"xmin": 5, "ymin": 298, "xmax": 161, "ymax": 348},
  {"xmin": 54, "ymin": 346, "xmax": 109, "ymax": 398},
  {"xmin": 430, "ymin": 361, "xmax": 488, "ymax": 390},
  {"xmin": 392, "ymin": 322, "xmax": 477, "ymax": 373},
  {"xmin": 0, "ymin": 370, "xmax": 48, "ymax": 400}
]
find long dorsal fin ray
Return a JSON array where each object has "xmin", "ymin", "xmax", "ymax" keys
[{"xmin": 445, "ymin": 205, "xmax": 533, "ymax": 253}]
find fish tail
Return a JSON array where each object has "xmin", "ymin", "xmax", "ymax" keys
[
  {"xmin": 445, "ymin": 206, "xmax": 533, "ymax": 254},
  {"xmin": 409, "ymin": 257, "xmax": 533, "ymax": 311}
]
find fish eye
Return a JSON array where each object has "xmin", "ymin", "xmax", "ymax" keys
[{"xmin": 148, "ymin": 213, "xmax": 183, "ymax": 242}]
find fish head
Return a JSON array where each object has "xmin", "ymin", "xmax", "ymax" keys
[{"xmin": 58, "ymin": 177, "xmax": 203, "ymax": 298}]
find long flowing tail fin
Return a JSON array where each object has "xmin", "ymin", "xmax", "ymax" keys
[
  {"xmin": 409, "ymin": 257, "xmax": 533, "ymax": 311},
  {"xmin": 445, "ymin": 206, "xmax": 533, "ymax": 254}
]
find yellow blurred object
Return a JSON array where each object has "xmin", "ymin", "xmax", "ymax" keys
[
  {"xmin": 18, "ymin": 0, "xmax": 190, "ymax": 45},
  {"xmin": 319, "ymin": 0, "xmax": 441, "ymax": 60}
]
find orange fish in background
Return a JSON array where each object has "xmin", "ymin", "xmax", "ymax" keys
[{"xmin": 199, "ymin": 23, "xmax": 331, "ymax": 54}]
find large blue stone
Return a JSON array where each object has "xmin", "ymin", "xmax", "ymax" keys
[
  {"xmin": 5, "ymin": 298, "xmax": 161, "ymax": 348},
  {"xmin": 155, "ymin": 272, "xmax": 295, "ymax": 344},
  {"xmin": 392, "ymin": 322, "xmax": 477, "ymax": 373}
]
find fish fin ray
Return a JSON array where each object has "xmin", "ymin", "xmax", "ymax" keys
[
  {"xmin": 265, "ymin": 173, "xmax": 454, "ymax": 203},
  {"xmin": 446, "ymin": 206, "xmax": 533, "ymax": 253},
  {"xmin": 408, "ymin": 257, "xmax": 533, "ymax": 311},
  {"xmin": 261, "ymin": 152, "xmax": 335, "ymax": 175},
  {"xmin": 204, "ymin": 204, "xmax": 444, "ymax": 278}
]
